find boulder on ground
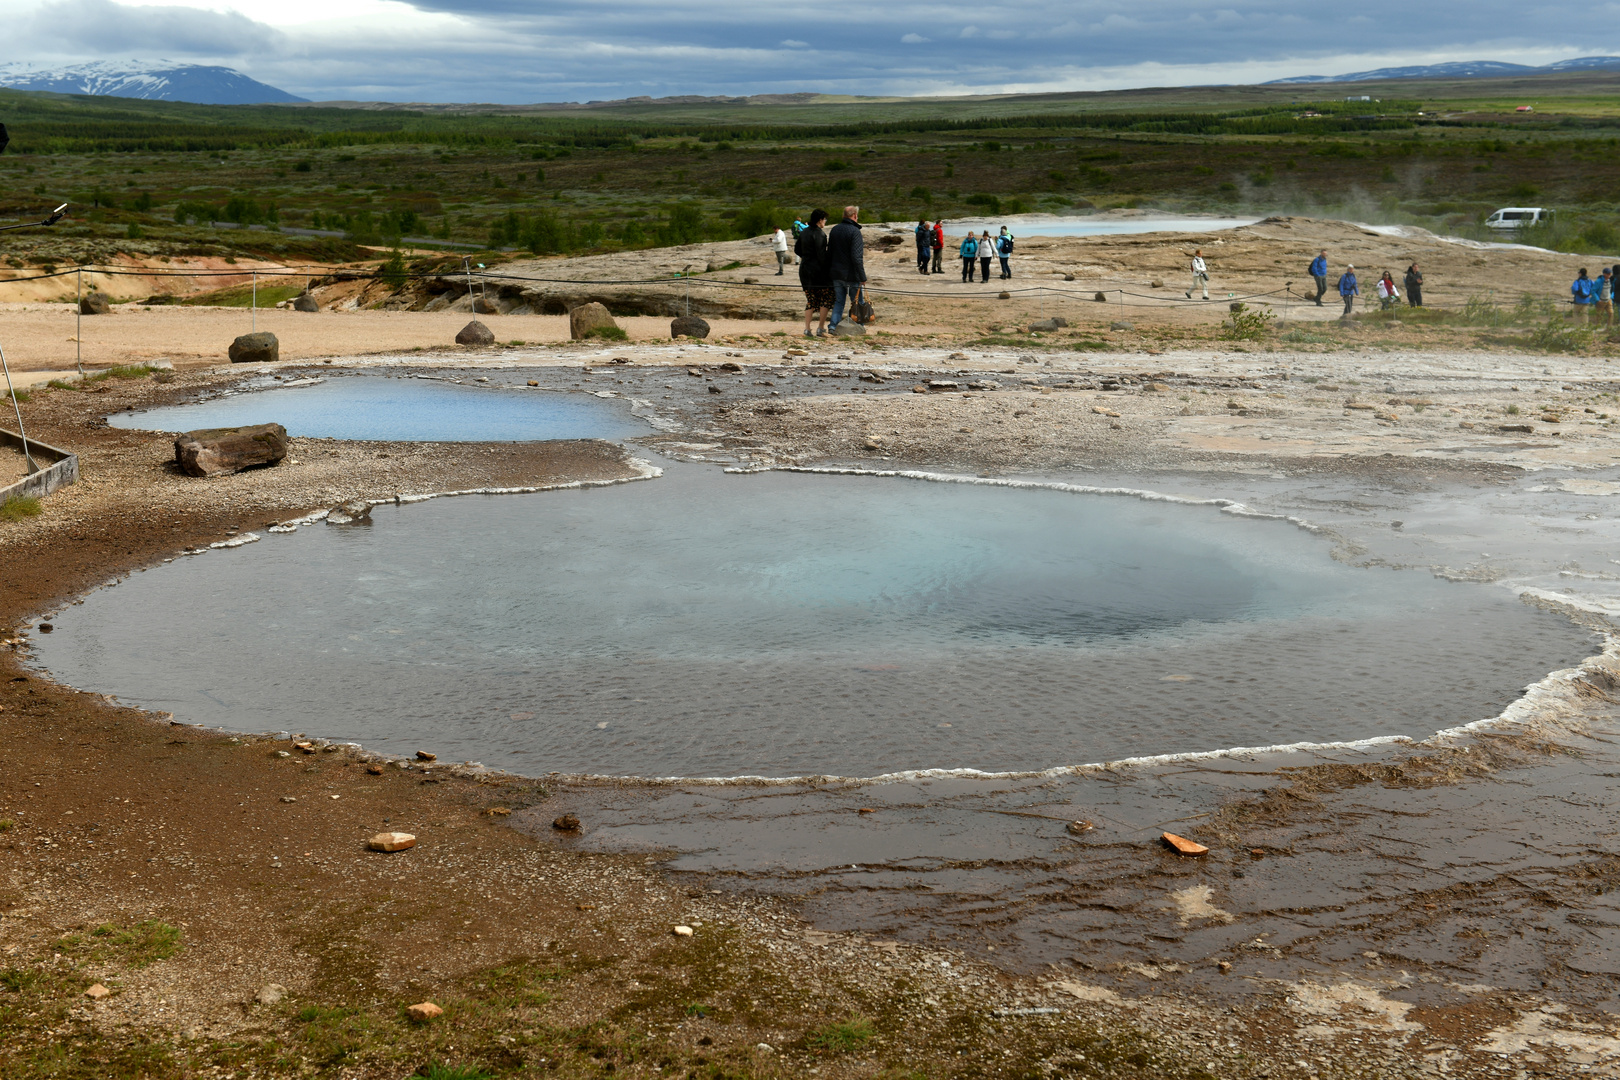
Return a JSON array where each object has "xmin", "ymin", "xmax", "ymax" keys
[
  {"xmin": 1029, "ymin": 319, "xmax": 1060, "ymax": 332},
  {"xmin": 174, "ymin": 423, "xmax": 288, "ymax": 477},
  {"xmin": 455, "ymin": 320, "xmax": 494, "ymax": 346},
  {"xmin": 406, "ymin": 1001, "xmax": 442, "ymax": 1022},
  {"xmin": 569, "ymin": 302, "xmax": 621, "ymax": 340},
  {"xmin": 472, "ymin": 296, "xmax": 499, "ymax": 315},
  {"xmin": 292, "ymin": 294, "xmax": 319, "ymax": 312},
  {"xmin": 79, "ymin": 293, "xmax": 111, "ymax": 315},
  {"xmin": 326, "ymin": 501, "xmax": 372, "ymax": 526},
  {"xmin": 368, "ymin": 832, "xmax": 417, "ymax": 853},
  {"xmin": 831, "ymin": 321, "xmax": 866, "ymax": 337},
  {"xmin": 670, "ymin": 315, "xmax": 710, "ymax": 339},
  {"xmin": 228, "ymin": 331, "xmax": 280, "ymax": 364}
]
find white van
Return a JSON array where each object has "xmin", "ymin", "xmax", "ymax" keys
[{"xmin": 1486, "ymin": 207, "xmax": 1552, "ymax": 230}]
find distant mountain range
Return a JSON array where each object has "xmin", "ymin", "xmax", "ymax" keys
[
  {"xmin": 1268, "ymin": 56, "xmax": 1620, "ymax": 84},
  {"xmin": 0, "ymin": 62, "xmax": 304, "ymax": 105}
]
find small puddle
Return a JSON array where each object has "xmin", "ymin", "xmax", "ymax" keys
[{"xmin": 108, "ymin": 375, "xmax": 649, "ymax": 442}]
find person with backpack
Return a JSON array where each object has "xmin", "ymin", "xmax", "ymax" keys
[
  {"xmin": 1337, "ymin": 264, "xmax": 1359, "ymax": 319},
  {"xmin": 1185, "ymin": 249, "xmax": 1209, "ymax": 300},
  {"xmin": 1572, "ymin": 268, "xmax": 1596, "ymax": 318},
  {"xmin": 959, "ymin": 231, "xmax": 979, "ymax": 282},
  {"xmin": 1403, "ymin": 263, "xmax": 1424, "ymax": 307},
  {"xmin": 1309, "ymin": 249, "xmax": 1328, "ymax": 305},
  {"xmin": 997, "ymin": 226, "xmax": 1014, "ymax": 279},
  {"xmin": 978, "ymin": 230, "xmax": 994, "ymax": 284},
  {"xmin": 931, "ymin": 220, "xmax": 945, "ymax": 274},
  {"xmin": 794, "ymin": 208, "xmax": 833, "ymax": 337},
  {"xmin": 914, "ymin": 219, "xmax": 932, "ymax": 274}
]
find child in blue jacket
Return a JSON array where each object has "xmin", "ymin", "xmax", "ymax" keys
[{"xmin": 1337, "ymin": 265, "xmax": 1359, "ymax": 319}]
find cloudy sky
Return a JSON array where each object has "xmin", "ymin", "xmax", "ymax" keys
[{"xmin": 8, "ymin": 0, "xmax": 1618, "ymax": 103}]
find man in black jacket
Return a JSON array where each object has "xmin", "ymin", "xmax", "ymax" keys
[{"xmin": 826, "ymin": 205, "xmax": 866, "ymax": 332}]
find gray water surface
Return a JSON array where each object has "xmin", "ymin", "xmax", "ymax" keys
[
  {"xmin": 34, "ymin": 466, "xmax": 1595, "ymax": 778},
  {"xmin": 108, "ymin": 375, "xmax": 648, "ymax": 442}
]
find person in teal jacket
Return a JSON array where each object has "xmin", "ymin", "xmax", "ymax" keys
[
  {"xmin": 1337, "ymin": 265, "xmax": 1359, "ymax": 319},
  {"xmin": 959, "ymin": 233, "xmax": 979, "ymax": 282}
]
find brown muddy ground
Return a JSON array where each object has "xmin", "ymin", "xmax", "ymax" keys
[{"xmin": 2, "ymin": 353, "xmax": 1619, "ymax": 1077}]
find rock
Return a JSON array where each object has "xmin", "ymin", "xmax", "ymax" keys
[
  {"xmin": 255, "ymin": 983, "xmax": 286, "ymax": 1005},
  {"xmin": 568, "ymin": 302, "xmax": 619, "ymax": 340},
  {"xmin": 279, "ymin": 796, "xmax": 297, "ymax": 803},
  {"xmin": 831, "ymin": 322, "xmax": 865, "ymax": 337},
  {"xmin": 1063, "ymin": 273, "xmax": 1075, "ymax": 281},
  {"xmin": 174, "ymin": 423, "xmax": 289, "ymax": 477},
  {"xmin": 1162, "ymin": 832, "xmax": 1209, "ymax": 856},
  {"xmin": 1499, "ymin": 424, "xmax": 1533, "ymax": 433},
  {"xmin": 719, "ymin": 361, "xmax": 742, "ymax": 372},
  {"xmin": 755, "ymin": 1043, "xmax": 775, "ymax": 1054},
  {"xmin": 552, "ymin": 813, "xmax": 581, "ymax": 832},
  {"xmin": 1150, "ymin": 279, "xmax": 1164, "ymax": 288},
  {"xmin": 38, "ymin": 623, "xmax": 53, "ymax": 633},
  {"xmin": 292, "ymin": 294, "xmax": 319, "ymax": 313},
  {"xmin": 366, "ymin": 763, "xmax": 384, "ymax": 775},
  {"xmin": 1109, "ymin": 320, "xmax": 1134, "ymax": 331},
  {"xmin": 325, "ymin": 501, "xmax": 372, "ymax": 526},
  {"xmin": 1028, "ymin": 319, "xmax": 1060, "ymax": 333},
  {"xmin": 455, "ymin": 320, "xmax": 494, "ymax": 346},
  {"xmin": 368, "ymin": 832, "xmax": 417, "ymax": 852},
  {"xmin": 1093, "ymin": 291, "xmax": 1108, "ymax": 302},
  {"xmin": 708, "ymin": 385, "xmax": 722, "ymax": 394},
  {"xmin": 999, "ymin": 291, "xmax": 1011, "ymax": 299},
  {"xmin": 483, "ymin": 807, "xmax": 512, "ymax": 817},
  {"xmin": 1092, "ymin": 406, "xmax": 1121, "ymax": 417},
  {"xmin": 228, "ymin": 331, "xmax": 280, "ymax": 364},
  {"xmin": 406, "ymin": 1001, "xmax": 443, "ymax": 1022},
  {"xmin": 79, "ymin": 293, "xmax": 111, "ymax": 315},
  {"xmin": 1066, "ymin": 820, "xmax": 1094, "ymax": 835},
  {"xmin": 472, "ymin": 296, "xmax": 499, "ymax": 315},
  {"xmin": 912, "ymin": 384, "xmax": 928, "ymax": 393},
  {"xmin": 670, "ymin": 315, "xmax": 710, "ymax": 339},
  {"xmin": 673, "ymin": 925, "xmax": 694, "ymax": 937},
  {"xmin": 415, "ymin": 750, "xmax": 437, "ymax": 761},
  {"xmin": 84, "ymin": 983, "xmax": 110, "ymax": 1000}
]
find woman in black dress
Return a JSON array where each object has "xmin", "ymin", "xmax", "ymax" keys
[{"xmin": 795, "ymin": 209, "xmax": 834, "ymax": 337}]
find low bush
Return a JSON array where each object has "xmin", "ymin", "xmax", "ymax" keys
[{"xmin": 0, "ymin": 496, "xmax": 43, "ymax": 523}]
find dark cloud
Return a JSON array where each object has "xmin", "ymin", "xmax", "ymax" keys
[{"xmin": 23, "ymin": 0, "xmax": 283, "ymax": 56}]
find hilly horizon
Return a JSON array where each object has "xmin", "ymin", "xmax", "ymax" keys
[
  {"xmin": 1267, "ymin": 55, "xmax": 1620, "ymax": 84},
  {"xmin": 0, "ymin": 61, "xmax": 305, "ymax": 105}
]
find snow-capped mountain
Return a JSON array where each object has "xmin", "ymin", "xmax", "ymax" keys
[
  {"xmin": 1267, "ymin": 56, "xmax": 1620, "ymax": 84},
  {"xmin": 0, "ymin": 62, "xmax": 305, "ymax": 105}
]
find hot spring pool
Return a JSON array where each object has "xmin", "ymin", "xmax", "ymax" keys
[
  {"xmin": 108, "ymin": 375, "xmax": 648, "ymax": 442},
  {"xmin": 33, "ymin": 466, "xmax": 1596, "ymax": 778}
]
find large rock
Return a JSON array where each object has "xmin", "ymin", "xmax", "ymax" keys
[
  {"xmin": 831, "ymin": 321, "xmax": 866, "ymax": 337},
  {"xmin": 228, "ymin": 331, "xmax": 280, "ymax": 364},
  {"xmin": 472, "ymin": 296, "xmax": 499, "ymax": 315},
  {"xmin": 568, "ymin": 302, "xmax": 620, "ymax": 340},
  {"xmin": 670, "ymin": 315, "xmax": 710, "ymax": 339},
  {"xmin": 79, "ymin": 292, "xmax": 111, "ymax": 315},
  {"xmin": 455, "ymin": 320, "xmax": 494, "ymax": 346},
  {"xmin": 174, "ymin": 423, "xmax": 288, "ymax": 477},
  {"xmin": 292, "ymin": 294, "xmax": 319, "ymax": 313}
]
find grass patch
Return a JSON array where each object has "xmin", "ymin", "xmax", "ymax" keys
[
  {"xmin": 86, "ymin": 364, "xmax": 160, "ymax": 382},
  {"xmin": 56, "ymin": 920, "xmax": 182, "ymax": 968},
  {"xmin": 1222, "ymin": 302, "xmax": 1276, "ymax": 341},
  {"xmin": 583, "ymin": 325, "xmax": 629, "ymax": 341},
  {"xmin": 414, "ymin": 1065, "xmax": 495, "ymax": 1080},
  {"xmin": 1282, "ymin": 329, "xmax": 1338, "ymax": 345},
  {"xmin": 45, "ymin": 379, "xmax": 81, "ymax": 391},
  {"xmin": 3, "ymin": 388, "xmax": 28, "ymax": 404},
  {"xmin": 0, "ymin": 496, "xmax": 43, "ymax": 523},
  {"xmin": 180, "ymin": 283, "xmax": 304, "ymax": 308},
  {"xmin": 806, "ymin": 1016, "xmax": 876, "ymax": 1053},
  {"xmin": 1070, "ymin": 338, "xmax": 1112, "ymax": 350}
]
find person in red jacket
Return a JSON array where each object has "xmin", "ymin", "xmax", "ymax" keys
[{"xmin": 931, "ymin": 221, "xmax": 945, "ymax": 274}]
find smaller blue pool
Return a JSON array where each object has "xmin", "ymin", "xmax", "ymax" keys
[{"xmin": 109, "ymin": 375, "xmax": 649, "ymax": 442}]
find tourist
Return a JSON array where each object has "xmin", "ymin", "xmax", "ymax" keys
[
  {"xmin": 931, "ymin": 220, "xmax": 945, "ymax": 274},
  {"xmin": 978, "ymin": 230, "xmax": 994, "ymax": 284},
  {"xmin": 771, "ymin": 225, "xmax": 789, "ymax": 276},
  {"xmin": 914, "ymin": 219, "xmax": 932, "ymax": 274},
  {"xmin": 1309, "ymin": 249, "xmax": 1329, "ymax": 306},
  {"xmin": 1597, "ymin": 268, "xmax": 1615, "ymax": 326},
  {"xmin": 794, "ymin": 209, "xmax": 833, "ymax": 337},
  {"xmin": 826, "ymin": 205, "xmax": 866, "ymax": 332},
  {"xmin": 1377, "ymin": 271, "xmax": 1400, "ymax": 310},
  {"xmin": 997, "ymin": 226, "xmax": 1014, "ymax": 279},
  {"xmin": 1337, "ymin": 264, "xmax": 1359, "ymax": 319},
  {"xmin": 959, "ymin": 231, "xmax": 979, "ymax": 282},
  {"xmin": 1186, "ymin": 248, "xmax": 1209, "ymax": 300},
  {"xmin": 1403, "ymin": 263, "xmax": 1424, "ymax": 308},
  {"xmin": 1572, "ymin": 268, "xmax": 1595, "ymax": 318},
  {"xmin": 792, "ymin": 216, "xmax": 807, "ymax": 239}
]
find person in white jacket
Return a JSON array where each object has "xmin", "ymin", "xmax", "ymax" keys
[
  {"xmin": 1186, "ymin": 249, "xmax": 1209, "ymax": 300},
  {"xmin": 772, "ymin": 227, "xmax": 789, "ymax": 275}
]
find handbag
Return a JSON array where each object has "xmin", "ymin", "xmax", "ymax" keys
[{"xmin": 853, "ymin": 286, "xmax": 876, "ymax": 325}]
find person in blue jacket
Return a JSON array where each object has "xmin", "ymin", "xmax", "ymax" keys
[
  {"xmin": 1337, "ymin": 264, "xmax": 1359, "ymax": 319},
  {"xmin": 1572, "ymin": 268, "xmax": 1595, "ymax": 318},
  {"xmin": 1309, "ymin": 249, "xmax": 1329, "ymax": 306},
  {"xmin": 959, "ymin": 232, "xmax": 979, "ymax": 282}
]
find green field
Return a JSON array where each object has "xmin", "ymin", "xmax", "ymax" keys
[{"xmin": 2, "ymin": 70, "xmax": 1618, "ymax": 272}]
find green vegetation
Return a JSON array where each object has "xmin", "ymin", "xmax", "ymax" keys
[
  {"xmin": 7, "ymin": 78, "xmax": 1620, "ymax": 271},
  {"xmin": 806, "ymin": 1016, "xmax": 876, "ymax": 1053},
  {"xmin": 55, "ymin": 921, "xmax": 183, "ymax": 968},
  {"xmin": 583, "ymin": 325, "xmax": 629, "ymax": 341},
  {"xmin": 0, "ymin": 496, "xmax": 41, "ymax": 523},
  {"xmin": 413, "ymin": 1065, "xmax": 494, "ymax": 1080},
  {"xmin": 1222, "ymin": 301, "xmax": 1277, "ymax": 341}
]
